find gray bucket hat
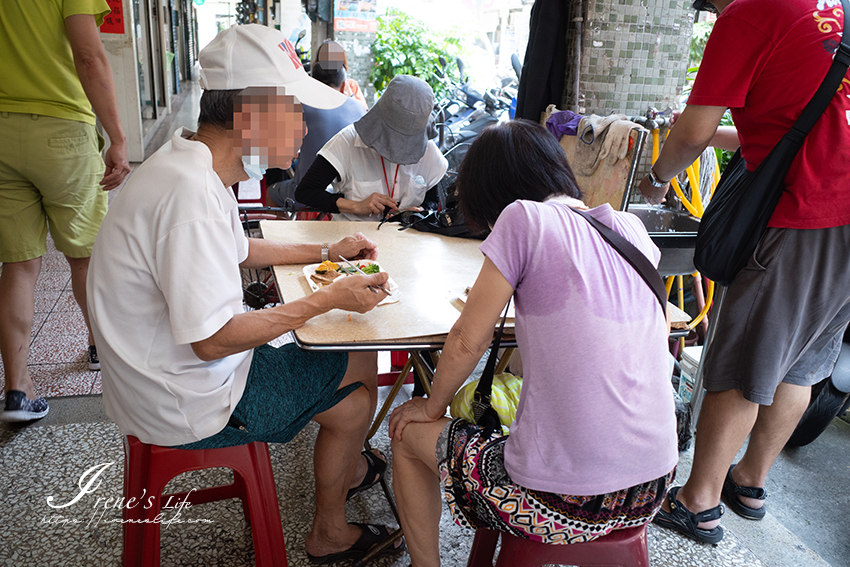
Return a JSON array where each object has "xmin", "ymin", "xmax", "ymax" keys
[{"xmin": 354, "ymin": 75, "xmax": 435, "ymax": 165}]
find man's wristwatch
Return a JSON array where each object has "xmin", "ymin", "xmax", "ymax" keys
[
  {"xmin": 647, "ymin": 168, "xmax": 669, "ymax": 188},
  {"xmin": 321, "ymin": 243, "xmax": 329, "ymax": 262}
]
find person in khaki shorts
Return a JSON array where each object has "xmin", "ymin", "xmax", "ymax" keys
[{"xmin": 0, "ymin": 0, "xmax": 130, "ymax": 422}]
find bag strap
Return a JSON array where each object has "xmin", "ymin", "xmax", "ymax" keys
[
  {"xmin": 570, "ymin": 208, "xmax": 668, "ymax": 315},
  {"xmin": 472, "ymin": 298, "xmax": 512, "ymax": 422},
  {"xmin": 787, "ymin": 0, "xmax": 850, "ymax": 144}
]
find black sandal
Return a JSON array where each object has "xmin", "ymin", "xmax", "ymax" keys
[
  {"xmin": 346, "ymin": 449, "xmax": 387, "ymax": 501},
  {"xmin": 306, "ymin": 523, "xmax": 405, "ymax": 565},
  {"xmin": 722, "ymin": 464, "xmax": 767, "ymax": 520},
  {"xmin": 653, "ymin": 486, "xmax": 725, "ymax": 544}
]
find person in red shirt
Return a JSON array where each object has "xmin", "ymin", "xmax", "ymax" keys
[{"xmin": 639, "ymin": 0, "xmax": 850, "ymax": 544}]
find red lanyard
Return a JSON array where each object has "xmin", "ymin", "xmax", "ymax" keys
[{"xmin": 380, "ymin": 156, "xmax": 400, "ymax": 200}]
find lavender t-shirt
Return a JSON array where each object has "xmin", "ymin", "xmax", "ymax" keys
[{"xmin": 480, "ymin": 200, "xmax": 678, "ymax": 496}]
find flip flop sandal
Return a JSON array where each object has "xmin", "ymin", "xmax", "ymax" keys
[
  {"xmin": 653, "ymin": 486, "xmax": 725, "ymax": 544},
  {"xmin": 346, "ymin": 449, "xmax": 387, "ymax": 501},
  {"xmin": 306, "ymin": 523, "xmax": 405, "ymax": 565},
  {"xmin": 722, "ymin": 464, "xmax": 767, "ymax": 520}
]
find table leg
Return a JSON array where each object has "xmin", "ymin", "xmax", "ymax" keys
[
  {"xmin": 495, "ymin": 347, "xmax": 515, "ymax": 375},
  {"xmin": 409, "ymin": 352, "xmax": 435, "ymax": 396},
  {"xmin": 689, "ymin": 285, "xmax": 727, "ymax": 428},
  {"xmin": 351, "ymin": 527, "xmax": 405, "ymax": 567},
  {"xmin": 367, "ymin": 356, "xmax": 415, "ymax": 441}
]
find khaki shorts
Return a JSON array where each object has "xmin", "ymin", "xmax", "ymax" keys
[
  {"xmin": 702, "ymin": 225, "xmax": 850, "ymax": 405},
  {"xmin": 0, "ymin": 112, "xmax": 107, "ymax": 262}
]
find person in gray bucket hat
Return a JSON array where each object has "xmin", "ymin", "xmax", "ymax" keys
[{"xmin": 295, "ymin": 75, "xmax": 448, "ymax": 221}]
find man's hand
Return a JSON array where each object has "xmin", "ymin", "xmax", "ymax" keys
[
  {"xmin": 388, "ymin": 397, "xmax": 441, "ymax": 442},
  {"xmin": 353, "ymin": 193, "xmax": 398, "ymax": 216},
  {"xmin": 638, "ymin": 175, "xmax": 669, "ymax": 206},
  {"xmin": 101, "ymin": 142, "xmax": 131, "ymax": 190},
  {"xmin": 319, "ymin": 272, "xmax": 389, "ymax": 313},
  {"xmin": 328, "ymin": 232, "xmax": 378, "ymax": 261}
]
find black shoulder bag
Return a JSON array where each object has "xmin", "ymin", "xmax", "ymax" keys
[
  {"xmin": 694, "ymin": 1, "xmax": 850, "ymax": 286},
  {"xmin": 471, "ymin": 207, "xmax": 667, "ymax": 437}
]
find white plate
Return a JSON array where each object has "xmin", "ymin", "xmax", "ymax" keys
[{"xmin": 303, "ymin": 260, "xmax": 399, "ymax": 305}]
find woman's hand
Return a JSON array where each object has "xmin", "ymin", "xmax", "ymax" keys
[
  {"xmin": 329, "ymin": 232, "xmax": 378, "ymax": 261},
  {"xmin": 352, "ymin": 192, "xmax": 398, "ymax": 216},
  {"xmin": 388, "ymin": 397, "xmax": 442, "ymax": 441}
]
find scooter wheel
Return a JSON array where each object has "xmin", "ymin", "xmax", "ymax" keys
[{"xmin": 787, "ymin": 377, "xmax": 850, "ymax": 447}]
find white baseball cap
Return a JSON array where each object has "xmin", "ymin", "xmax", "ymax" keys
[{"xmin": 199, "ymin": 24, "xmax": 347, "ymax": 110}]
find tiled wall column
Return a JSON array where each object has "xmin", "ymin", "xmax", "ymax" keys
[
  {"xmin": 335, "ymin": 30, "xmax": 377, "ymax": 105},
  {"xmin": 565, "ymin": 0, "xmax": 694, "ymax": 116}
]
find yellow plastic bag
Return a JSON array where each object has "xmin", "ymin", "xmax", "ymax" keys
[{"xmin": 449, "ymin": 372, "xmax": 523, "ymax": 435}]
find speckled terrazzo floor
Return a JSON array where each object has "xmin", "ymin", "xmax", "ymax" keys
[{"xmin": 1, "ymin": 384, "xmax": 827, "ymax": 567}]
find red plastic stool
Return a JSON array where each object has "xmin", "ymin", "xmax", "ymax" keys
[
  {"xmin": 466, "ymin": 524, "xmax": 650, "ymax": 567},
  {"xmin": 122, "ymin": 435, "xmax": 288, "ymax": 567}
]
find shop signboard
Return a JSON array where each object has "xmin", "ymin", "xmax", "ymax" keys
[{"xmin": 334, "ymin": 0, "xmax": 377, "ymax": 33}]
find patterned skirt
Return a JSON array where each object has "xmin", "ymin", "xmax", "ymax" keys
[{"xmin": 437, "ymin": 418, "xmax": 674, "ymax": 545}]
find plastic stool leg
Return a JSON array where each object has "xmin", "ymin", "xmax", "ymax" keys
[{"xmin": 467, "ymin": 529, "xmax": 500, "ymax": 567}]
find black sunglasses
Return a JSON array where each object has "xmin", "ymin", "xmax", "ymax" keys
[{"xmin": 692, "ymin": 0, "xmax": 718, "ymax": 12}]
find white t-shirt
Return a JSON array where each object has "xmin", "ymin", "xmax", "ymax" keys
[
  {"xmin": 87, "ymin": 128, "xmax": 252, "ymax": 446},
  {"xmin": 318, "ymin": 124, "xmax": 448, "ymax": 222}
]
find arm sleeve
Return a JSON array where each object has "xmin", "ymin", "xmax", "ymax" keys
[
  {"xmin": 156, "ymin": 219, "xmax": 244, "ymax": 345},
  {"xmin": 688, "ymin": 14, "xmax": 774, "ymax": 108},
  {"xmin": 65, "ymin": 0, "xmax": 110, "ymax": 24},
  {"xmin": 478, "ymin": 202, "xmax": 532, "ymax": 289},
  {"xmin": 422, "ymin": 142, "xmax": 449, "ymax": 189},
  {"xmin": 294, "ymin": 155, "xmax": 344, "ymax": 213}
]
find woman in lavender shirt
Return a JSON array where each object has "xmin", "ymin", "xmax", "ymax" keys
[{"xmin": 388, "ymin": 120, "xmax": 678, "ymax": 567}]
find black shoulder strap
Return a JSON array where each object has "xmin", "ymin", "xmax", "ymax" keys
[
  {"xmin": 570, "ymin": 208, "xmax": 668, "ymax": 315},
  {"xmin": 473, "ymin": 298, "xmax": 511, "ymax": 422},
  {"xmin": 787, "ymin": 0, "xmax": 850, "ymax": 142}
]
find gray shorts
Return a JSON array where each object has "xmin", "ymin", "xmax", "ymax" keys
[{"xmin": 702, "ymin": 225, "xmax": 850, "ymax": 405}]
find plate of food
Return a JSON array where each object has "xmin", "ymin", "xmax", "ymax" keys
[{"xmin": 303, "ymin": 259, "xmax": 399, "ymax": 305}]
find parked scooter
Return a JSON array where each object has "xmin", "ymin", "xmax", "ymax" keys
[
  {"xmin": 787, "ymin": 327, "xmax": 850, "ymax": 446},
  {"xmin": 432, "ymin": 56, "xmax": 516, "ymax": 172}
]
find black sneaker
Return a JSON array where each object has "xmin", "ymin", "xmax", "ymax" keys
[
  {"xmin": 1, "ymin": 390, "xmax": 50, "ymax": 422},
  {"xmin": 88, "ymin": 345, "xmax": 101, "ymax": 371}
]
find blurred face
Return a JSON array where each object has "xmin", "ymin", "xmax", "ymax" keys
[
  {"xmin": 317, "ymin": 41, "xmax": 346, "ymax": 72},
  {"xmin": 228, "ymin": 86, "xmax": 306, "ymax": 170}
]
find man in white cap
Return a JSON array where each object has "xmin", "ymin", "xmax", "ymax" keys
[{"xmin": 87, "ymin": 24, "xmax": 402, "ymax": 563}]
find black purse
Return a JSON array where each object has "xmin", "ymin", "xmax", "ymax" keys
[{"xmin": 694, "ymin": 0, "xmax": 850, "ymax": 286}]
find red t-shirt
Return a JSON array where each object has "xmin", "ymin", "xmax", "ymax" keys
[{"xmin": 689, "ymin": 0, "xmax": 850, "ymax": 229}]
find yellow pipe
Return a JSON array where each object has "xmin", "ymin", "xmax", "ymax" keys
[
  {"xmin": 712, "ymin": 162, "xmax": 721, "ymax": 198},
  {"xmin": 652, "ymin": 129, "xmax": 660, "ymax": 163},
  {"xmin": 685, "ymin": 165, "xmax": 704, "ymax": 216},
  {"xmin": 687, "ymin": 277, "xmax": 715, "ymax": 330},
  {"xmin": 665, "ymin": 276, "xmax": 675, "ymax": 298},
  {"xmin": 671, "ymin": 178, "xmax": 701, "ymax": 217}
]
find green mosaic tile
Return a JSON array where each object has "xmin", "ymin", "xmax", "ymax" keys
[{"xmin": 609, "ymin": 13, "xmax": 618, "ymax": 22}]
